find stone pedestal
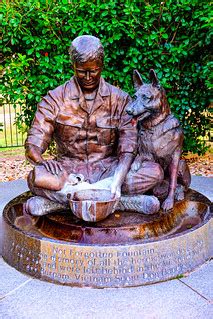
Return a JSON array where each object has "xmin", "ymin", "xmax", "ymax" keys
[{"xmin": 2, "ymin": 190, "xmax": 212, "ymax": 288}]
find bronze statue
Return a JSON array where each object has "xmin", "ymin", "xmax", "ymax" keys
[
  {"xmin": 25, "ymin": 35, "xmax": 189, "ymax": 220},
  {"xmin": 126, "ymin": 69, "xmax": 191, "ymax": 211},
  {"xmin": 4, "ymin": 35, "xmax": 212, "ymax": 291}
]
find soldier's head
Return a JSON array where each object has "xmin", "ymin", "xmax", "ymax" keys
[{"xmin": 69, "ymin": 35, "xmax": 104, "ymax": 91}]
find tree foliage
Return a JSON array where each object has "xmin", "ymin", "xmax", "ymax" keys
[{"xmin": 1, "ymin": 0, "xmax": 212, "ymax": 154}]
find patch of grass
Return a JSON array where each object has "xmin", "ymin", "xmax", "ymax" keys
[
  {"xmin": 0, "ymin": 124, "xmax": 26, "ymax": 147},
  {"xmin": 0, "ymin": 104, "xmax": 26, "ymax": 147}
]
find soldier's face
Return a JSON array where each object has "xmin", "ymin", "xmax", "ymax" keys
[{"xmin": 74, "ymin": 60, "xmax": 103, "ymax": 91}]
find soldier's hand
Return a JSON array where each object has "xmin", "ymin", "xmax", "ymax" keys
[{"xmin": 41, "ymin": 159, "xmax": 63, "ymax": 175}]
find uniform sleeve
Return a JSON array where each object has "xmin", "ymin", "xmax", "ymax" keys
[
  {"xmin": 117, "ymin": 94, "xmax": 138, "ymax": 156},
  {"xmin": 25, "ymin": 87, "xmax": 62, "ymax": 153}
]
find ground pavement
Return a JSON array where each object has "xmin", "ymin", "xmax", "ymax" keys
[{"xmin": 0, "ymin": 176, "xmax": 212, "ymax": 319}]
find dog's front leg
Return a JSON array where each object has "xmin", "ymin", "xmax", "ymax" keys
[{"xmin": 161, "ymin": 146, "xmax": 182, "ymax": 212}]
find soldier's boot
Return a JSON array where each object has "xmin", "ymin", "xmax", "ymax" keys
[
  {"xmin": 24, "ymin": 196, "xmax": 69, "ymax": 216},
  {"xmin": 117, "ymin": 194, "xmax": 160, "ymax": 215}
]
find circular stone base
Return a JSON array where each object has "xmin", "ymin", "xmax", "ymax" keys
[{"xmin": 2, "ymin": 190, "xmax": 212, "ymax": 288}]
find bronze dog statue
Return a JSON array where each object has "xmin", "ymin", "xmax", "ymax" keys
[{"xmin": 126, "ymin": 69, "xmax": 191, "ymax": 212}]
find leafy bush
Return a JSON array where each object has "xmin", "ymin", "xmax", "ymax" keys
[{"xmin": 1, "ymin": 0, "xmax": 212, "ymax": 154}]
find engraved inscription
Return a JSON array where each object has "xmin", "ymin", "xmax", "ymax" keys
[{"xmin": 38, "ymin": 238, "xmax": 205, "ymax": 286}]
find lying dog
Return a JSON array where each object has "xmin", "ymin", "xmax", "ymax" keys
[{"xmin": 126, "ymin": 69, "xmax": 191, "ymax": 212}]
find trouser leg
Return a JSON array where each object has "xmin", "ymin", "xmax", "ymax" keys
[
  {"xmin": 122, "ymin": 161, "xmax": 164, "ymax": 195},
  {"xmin": 118, "ymin": 161, "xmax": 164, "ymax": 215},
  {"xmin": 26, "ymin": 170, "xmax": 112, "ymax": 216},
  {"xmin": 26, "ymin": 160, "xmax": 165, "ymax": 217},
  {"xmin": 27, "ymin": 170, "xmax": 68, "ymax": 204},
  {"xmin": 25, "ymin": 170, "xmax": 69, "ymax": 216}
]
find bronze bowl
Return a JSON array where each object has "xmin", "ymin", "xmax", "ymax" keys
[{"xmin": 67, "ymin": 189, "xmax": 119, "ymax": 222}]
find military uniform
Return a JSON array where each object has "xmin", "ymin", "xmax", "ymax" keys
[
  {"xmin": 26, "ymin": 76, "xmax": 163, "ymax": 202},
  {"xmin": 26, "ymin": 77, "xmax": 137, "ymax": 182}
]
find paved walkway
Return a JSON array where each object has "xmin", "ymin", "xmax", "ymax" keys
[{"xmin": 0, "ymin": 176, "xmax": 212, "ymax": 319}]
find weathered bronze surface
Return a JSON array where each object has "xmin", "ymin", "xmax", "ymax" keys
[
  {"xmin": 2, "ymin": 190, "xmax": 212, "ymax": 288},
  {"xmin": 24, "ymin": 35, "xmax": 190, "ymax": 220},
  {"xmin": 25, "ymin": 35, "xmax": 141, "ymax": 220}
]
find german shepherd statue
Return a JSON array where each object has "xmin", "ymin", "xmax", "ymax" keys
[{"xmin": 126, "ymin": 69, "xmax": 191, "ymax": 213}]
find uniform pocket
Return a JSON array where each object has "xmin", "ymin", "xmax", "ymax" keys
[
  {"xmin": 55, "ymin": 113, "xmax": 84, "ymax": 143},
  {"xmin": 96, "ymin": 117, "xmax": 119, "ymax": 145}
]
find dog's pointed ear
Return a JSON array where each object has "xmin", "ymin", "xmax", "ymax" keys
[
  {"xmin": 149, "ymin": 69, "xmax": 159, "ymax": 87},
  {"xmin": 133, "ymin": 69, "xmax": 143, "ymax": 91}
]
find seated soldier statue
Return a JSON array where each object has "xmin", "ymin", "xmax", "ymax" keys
[{"xmin": 25, "ymin": 35, "xmax": 164, "ymax": 218}]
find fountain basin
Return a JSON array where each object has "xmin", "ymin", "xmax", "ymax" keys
[{"xmin": 2, "ymin": 189, "xmax": 212, "ymax": 288}]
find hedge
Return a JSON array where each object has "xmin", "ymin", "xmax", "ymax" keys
[{"xmin": 1, "ymin": 0, "xmax": 212, "ymax": 154}]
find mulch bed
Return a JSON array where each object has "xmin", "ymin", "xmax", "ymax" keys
[
  {"xmin": 0, "ymin": 155, "xmax": 33, "ymax": 182},
  {"xmin": 182, "ymin": 153, "xmax": 212, "ymax": 177},
  {"xmin": 0, "ymin": 151, "xmax": 212, "ymax": 182}
]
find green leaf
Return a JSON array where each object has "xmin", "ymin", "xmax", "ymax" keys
[
  {"xmin": 27, "ymin": 48, "xmax": 34, "ymax": 55},
  {"xmin": 162, "ymin": 33, "xmax": 168, "ymax": 39},
  {"xmin": 1, "ymin": 0, "xmax": 210, "ymax": 154}
]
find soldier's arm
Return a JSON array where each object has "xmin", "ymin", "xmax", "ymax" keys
[
  {"xmin": 111, "ymin": 153, "xmax": 134, "ymax": 197},
  {"xmin": 25, "ymin": 86, "xmax": 64, "ymax": 175},
  {"xmin": 25, "ymin": 144, "xmax": 44, "ymax": 165},
  {"xmin": 111, "ymin": 93, "xmax": 137, "ymax": 196}
]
